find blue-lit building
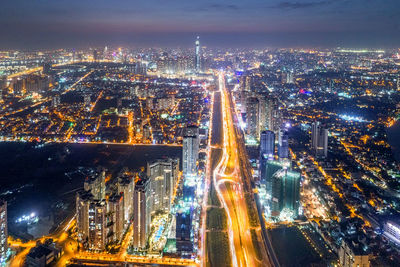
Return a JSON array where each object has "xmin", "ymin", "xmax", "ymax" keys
[
  {"xmin": 259, "ymin": 130, "xmax": 275, "ymax": 186},
  {"xmin": 277, "ymin": 128, "xmax": 289, "ymax": 159},
  {"xmin": 176, "ymin": 208, "xmax": 193, "ymax": 257},
  {"xmin": 260, "ymin": 130, "xmax": 275, "ymax": 160}
]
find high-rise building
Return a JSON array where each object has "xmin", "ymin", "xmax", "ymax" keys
[
  {"xmin": 11, "ymin": 78, "xmax": 25, "ymax": 95},
  {"xmin": 286, "ymin": 70, "xmax": 294, "ymax": 84},
  {"xmin": 397, "ymin": 75, "xmax": 400, "ymax": 91},
  {"xmin": 339, "ymin": 239, "xmax": 370, "ymax": 267},
  {"xmin": 129, "ymin": 86, "xmax": 135, "ymax": 100},
  {"xmin": 117, "ymin": 175, "xmax": 135, "ymax": 227},
  {"xmin": 311, "ymin": 122, "xmax": 328, "ymax": 158},
  {"xmin": 0, "ymin": 76, "xmax": 6, "ymax": 101},
  {"xmin": 147, "ymin": 158, "xmax": 179, "ymax": 213},
  {"xmin": 246, "ymin": 97, "xmax": 260, "ymax": 141},
  {"xmin": 245, "ymin": 76, "xmax": 252, "ymax": 92},
  {"xmin": 76, "ymin": 191, "xmax": 90, "ymax": 247},
  {"xmin": 87, "ymin": 201, "xmax": 107, "ymax": 251},
  {"xmin": 269, "ymin": 164, "xmax": 300, "ymax": 218},
  {"xmin": 317, "ymin": 128, "xmax": 328, "ymax": 158},
  {"xmin": 107, "ymin": 194, "xmax": 124, "ymax": 243},
  {"xmin": 42, "ymin": 62, "xmax": 52, "ymax": 75},
  {"xmin": 311, "ymin": 121, "xmax": 320, "ymax": 150},
  {"xmin": 260, "ymin": 130, "xmax": 275, "ymax": 160},
  {"xmin": 76, "ymin": 191, "xmax": 107, "ymax": 251},
  {"xmin": 259, "ymin": 131, "xmax": 275, "ymax": 188},
  {"xmin": 261, "ymin": 160, "xmax": 285, "ymax": 195},
  {"xmin": 77, "ymin": 169, "xmax": 125, "ymax": 251},
  {"xmin": 182, "ymin": 126, "xmax": 199, "ymax": 177},
  {"xmin": 133, "ymin": 177, "xmax": 151, "ymax": 250},
  {"xmin": 93, "ymin": 49, "xmax": 99, "ymax": 62},
  {"xmin": 195, "ymin": 36, "xmax": 201, "ymax": 73},
  {"xmin": 176, "ymin": 209, "xmax": 193, "ymax": 256},
  {"xmin": 51, "ymin": 95, "xmax": 60, "ymax": 108},
  {"xmin": 277, "ymin": 128, "xmax": 289, "ymax": 159},
  {"xmin": 83, "ymin": 94, "xmax": 91, "ymax": 110},
  {"xmin": 0, "ymin": 76, "xmax": 6, "ymax": 90},
  {"xmin": 84, "ymin": 170, "xmax": 106, "ymax": 200},
  {"xmin": 0, "ymin": 200, "xmax": 7, "ymax": 264},
  {"xmin": 259, "ymin": 97, "xmax": 276, "ymax": 132}
]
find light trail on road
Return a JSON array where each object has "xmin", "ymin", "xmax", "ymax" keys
[{"xmin": 212, "ymin": 72, "xmax": 270, "ymax": 267}]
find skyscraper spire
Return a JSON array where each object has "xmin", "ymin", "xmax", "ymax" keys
[{"xmin": 195, "ymin": 36, "xmax": 201, "ymax": 73}]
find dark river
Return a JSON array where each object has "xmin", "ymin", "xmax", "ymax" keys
[{"xmin": 0, "ymin": 142, "xmax": 181, "ymax": 236}]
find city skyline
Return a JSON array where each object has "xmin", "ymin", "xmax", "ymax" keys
[
  {"xmin": 1, "ymin": 1, "xmax": 400, "ymax": 266},
  {"xmin": 1, "ymin": 0, "xmax": 400, "ymax": 49}
]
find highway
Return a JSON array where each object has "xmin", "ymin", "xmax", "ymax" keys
[{"xmin": 213, "ymin": 73, "xmax": 271, "ymax": 267}]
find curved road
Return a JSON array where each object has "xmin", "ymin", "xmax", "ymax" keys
[{"xmin": 213, "ymin": 73, "xmax": 271, "ymax": 267}]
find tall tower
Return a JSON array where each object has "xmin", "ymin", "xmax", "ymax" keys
[
  {"xmin": 311, "ymin": 122, "xmax": 328, "ymax": 158},
  {"xmin": 182, "ymin": 126, "xmax": 199, "ymax": 177},
  {"xmin": 147, "ymin": 158, "xmax": 179, "ymax": 213},
  {"xmin": 277, "ymin": 128, "xmax": 289, "ymax": 159},
  {"xmin": 259, "ymin": 130, "xmax": 275, "ymax": 186},
  {"xmin": 246, "ymin": 97, "xmax": 260, "ymax": 141},
  {"xmin": 260, "ymin": 130, "xmax": 275, "ymax": 160},
  {"xmin": 195, "ymin": 36, "xmax": 201, "ymax": 73},
  {"xmin": 317, "ymin": 128, "xmax": 328, "ymax": 158},
  {"xmin": 133, "ymin": 178, "xmax": 151, "ymax": 250},
  {"xmin": 271, "ymin": 167, "xmax": 300, "ymax": 218}
]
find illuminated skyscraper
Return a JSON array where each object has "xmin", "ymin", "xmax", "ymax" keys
[
  {"xmin": 107, "ymin": 194, "xmax": 124, "ymax": 243},
  {"xmin": 76, "ymin": 191, "xmax": 107, "ymax": 251},
  {"xmin": 87, "ymin": 201, "xmax": 107, "ymax": 251},
  {"xmin": 246, "ymin": 97, "xmax": 260, "ymax": 141},
  {"xmin": 259, "ymin": 97, "xmax": 276, "ymax": 132},
  {"xmin": 133, "ymin": 177, "xmax": 151, "ymax": 250},
  {"xmin": 286, "ymin": 70, "xmax": 294, "ymax": 84},
  {"xmin": 195, "ymin": 36, "xmax": 201, "ymax": 73},
  {"xmin": 311, "ymin": 122, "xmax": 328, "ymax": 158},
  {"xmin": 0, "ymin": 200, "xmax": 7, "ymax": 264},
  {"xmin": 271, "ymin": 167, "xmax": 300, "ymax": 217},
  {"xmin": 277, "ymin": 128, "xmax": 289, "ymax": 159},
  {"xmin": 281, "ymin": 69, "xmax": 294, "ymax": 84},
  {"xmin": 311, "ymin": 121, "xmax": 320, "ymax": 150},
  {"xmin": 182, "ymin": 126, "xmax": 199, "ymax": 177},
  {"xmin": 147, "ymin": 158, "xmax": 179, "ymax": 213},
  {"xmin": 84, "ymin": 169, "xmax": 106, "ymax": 200},
  {"xmin": 51, "ymin": 95, "xmax": 60, "ymax": 108},
  {"xmin": 117, "ymin": 175, "xmax": 135, "ymax": 227},
  {"xmin": 260, "ymin": 130, "xmax": 275, "ymax": 160},
  {"xmin": 84, "ymin": 94, "xmax": 91, "ymax": 110},
  {"xmin": 259, "ymin": 130, "xmax": 275, "ymax": 188}
]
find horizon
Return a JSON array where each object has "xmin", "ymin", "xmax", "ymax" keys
[{"xmin": 1, "ymin": 0, "xmax": 400, "ymax": 49}]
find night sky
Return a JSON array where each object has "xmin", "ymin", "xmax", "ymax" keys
[{"xmin": 1, "ymin": 0, "xmax": 400, "ymax": 49}]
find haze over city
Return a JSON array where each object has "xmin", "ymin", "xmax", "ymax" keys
[{"xmin": 1, "ymin": 0, "xmax": 400, "ymax": 49}]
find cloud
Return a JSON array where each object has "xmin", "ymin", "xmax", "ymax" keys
[
  {"xmin": 271, "ymin": 1, "xmax": 333, "ymax": 9},
  {"xmin": 185, "ymin": 3, "xmax": 240, "ymax": 13},
  {"xmin": 208, "ymin": 4, "xmax": 239, "ymax": 10}
]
